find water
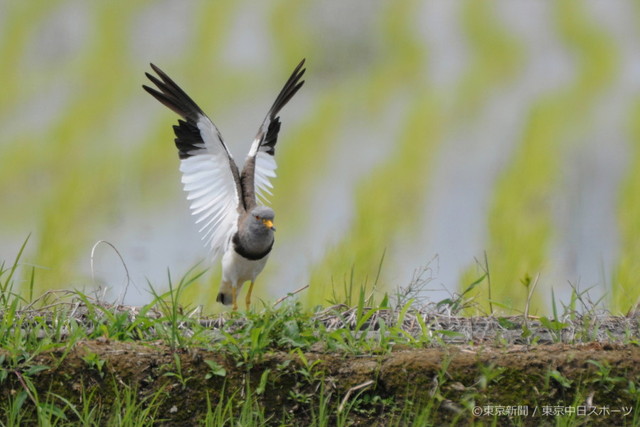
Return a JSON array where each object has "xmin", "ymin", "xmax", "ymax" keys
[{"xmin": 2, "ymin": 0, "xmax": 639, "ymax": 312}]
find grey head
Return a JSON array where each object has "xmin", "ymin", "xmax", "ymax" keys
[
  {"xmin": 250, "ymin": 205, "xmax": 275, "ymax": 225},
  {"xmin": 232, "ymin": 206, "xmax": 275, "ymax": 260}
]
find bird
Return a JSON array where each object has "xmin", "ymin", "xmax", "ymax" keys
[{"xmin": 142, "ymin": 59, "xmax": 305, "ymax": 310}]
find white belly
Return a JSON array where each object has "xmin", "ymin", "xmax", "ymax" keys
[{"xmin": 221, "ymin": 249, "xmax": 270, "ymax": 286}]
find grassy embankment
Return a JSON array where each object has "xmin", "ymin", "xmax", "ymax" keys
[{"xmin": 1, "ymin": 239, "xmax": 640, "ymax": 426}]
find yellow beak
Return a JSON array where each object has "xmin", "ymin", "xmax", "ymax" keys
[{"xmin": 262, "ymin": 219, "xmax": 275, "ymax": 231}]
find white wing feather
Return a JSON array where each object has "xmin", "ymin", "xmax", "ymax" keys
[
  {"xmin": 179, "ymin": 116, "xmax": 240, "ymax": 259},
  {"xmin": 254, "ymin": 150, "xmax": 277, "ymax": 204}
]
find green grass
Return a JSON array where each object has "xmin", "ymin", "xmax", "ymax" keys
[{"xmin": 2, "ymin": 240, "xmax": 640, "ymax": 426}]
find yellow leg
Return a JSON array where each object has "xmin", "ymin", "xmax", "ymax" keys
[
  {"xmin": 232, "ymin": 286, "xmax": 238, "ymax": 311},
  {"xmin": 245, "ymin": 281, "xmax": 255, "ymax": 310}
]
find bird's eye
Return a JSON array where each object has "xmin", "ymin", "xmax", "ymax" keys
[{"xmin": 255, "ymin": 215, "xmax": 260, "ymax": 220}]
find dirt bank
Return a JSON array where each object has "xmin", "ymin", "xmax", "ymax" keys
[{"xmin": 2, "ymin": 340, "xmax": 638, "ymax": 425}]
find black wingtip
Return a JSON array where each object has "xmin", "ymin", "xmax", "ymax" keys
[
  {"xmin": 149, "ymin": 62, "xmax": 162, "ymax": 75},
  {"xmin": 143, "ymin": 62, "xmax": 206, "ymax": 120},
  {"xmin": 265, "ymin": 59, "xmax": 307, "ymax": 120}
]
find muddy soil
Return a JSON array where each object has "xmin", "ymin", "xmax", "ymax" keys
[{"xmin": 2, "ymin": 340, "xmax": 639, "ymax": 425}]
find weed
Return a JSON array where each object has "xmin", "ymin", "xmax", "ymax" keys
[
  {"xmin": 586, "ymin": 360, "xmax": 625, "ymax": 393},
  {"xmin": 546, "ymin": 369, "xmax": 573, "ymax": 389},
  {"xmin": 0, "ymin": 235, "xmax": 30, "ymax": 307},
  {"xmin": 108, "ymin": 383, "xmax": 166, "ymax": 426},
  {"xmin": 162, "ymin": 353, "xmax": 192, "ymax": 390},
  {"xmin": 476, "ymin": 363, "xmax": 506, "ymax": 391},
  {"xmin": 204, "ymin": 360, "xmax": 227, "ymax": 380},
  {"xmin": 147, "ymin": 265, "xmax": 207, "ymax": 349},
  {"xmin": 539, "ymin": 289, "xmax": 570, "ymax": 343},
  {"xmin": 81, "ymin": 351, "xmax": 106, "ymax": 379}
]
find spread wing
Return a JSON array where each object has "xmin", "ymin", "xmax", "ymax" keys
[
  {"xmin": 143, "ymin": 63, "xmax": 242, "ymax": 259},
  {"xmin": 240, "ymin": 59, "xmax": 306, "ymax": 209}
]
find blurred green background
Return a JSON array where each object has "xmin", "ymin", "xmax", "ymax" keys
[{"xmin": 1, "ymin": 0, "xmax": 640, "ymax": 314}]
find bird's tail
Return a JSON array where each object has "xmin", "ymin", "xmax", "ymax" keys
[{"xmin": 216, "ymin": 281, "xmax": 236, "ymax": 306}]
